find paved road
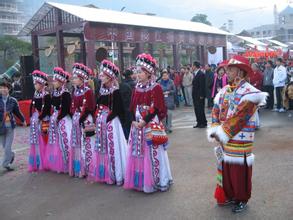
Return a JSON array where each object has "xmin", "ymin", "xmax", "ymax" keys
[{"xmin": 0, "ymin": 108, "xmax": 292, "ymax": 220}]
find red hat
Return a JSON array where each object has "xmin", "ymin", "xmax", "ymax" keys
[
  {"xmin": 136, "ymin": 53, "xmax": 157, "ymax": 75},
  {"xmin": 53, "ymin": 67, "xmax": 71, "ymax": 83},
  {"xmin": 99, "ymin": 59, "xmax": 120, "ymax": 80},
  {"xmin": 227, "ymin": 55, "xmax": 253, "ymax": 77},
  {"xmin": 72, "ymin": 63, "xmax": 92, "ymax": 81},
  {"xmin": 32, "ymin": 70, "xmax": 48, "ymax": 85}
]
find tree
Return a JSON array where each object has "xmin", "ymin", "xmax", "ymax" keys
[
  {"xmin": 191, "ymin": 14, "xmax": 212, "ymax": 26},
  {"xmin": 0, "ymin": 36, "xmax": 32, "ymax": 71}
]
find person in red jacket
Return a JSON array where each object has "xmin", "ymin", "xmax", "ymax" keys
[
  {"xmin": 124, "ymin": 53, "xmax": 173, "ymax": 193},
  {"xmin": 173, "ymin": 71, "xmax": 182, "ymax": 107},
  {"xmin": 70, "ymin": 63, "xmax": 95, "ymax": 177},
  {"xmin": 250, "ymin": 63, "xmax": 263, "ymax": 90}
]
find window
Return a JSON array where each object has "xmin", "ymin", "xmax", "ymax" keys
[{"xmin": 281, "ymin": 16, "xmax": 286, "ymax": 24}]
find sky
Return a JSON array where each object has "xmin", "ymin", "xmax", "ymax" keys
[{"xmin": 27, "ymin": 0, "xmax": 291, "ymax": 33}]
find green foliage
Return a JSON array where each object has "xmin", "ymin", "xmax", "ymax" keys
[
  {"xmin": 0, "ymin": 36, "xmax": 32, "ymax": 71},
  {"xmin": 191, "ymin": 14, "xmax": 212, "ymax": 26}
]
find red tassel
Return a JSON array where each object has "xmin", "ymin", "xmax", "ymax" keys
[
  {"xmin": 42, "ymin": 134, "xmax": 49, "ymax": 145},
  {"xmin": 149, "ymin": 106, "xmax": 155, "ymax": 114},
  {"xmin": 214, "ymin": 185, "xmax": 226, "ymax": 204}
]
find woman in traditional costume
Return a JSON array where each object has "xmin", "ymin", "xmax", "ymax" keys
[
  {"xmin": 88, "ymin": 59, "xmax": 127, "ymax": 185},
  {"xmin": 124, "ymin": 53, "xmax": 173, "ymax": 193},
  {"xmin": 28, "ymin": 70, "xmax": 51, "ymax": 172},
  {"xmin": 45, "ymin": 67, "xmax": 72, "ymax": 173},
  {"xmin": 70, "ymin": 63, "xmax": 95, "ymax": 177}
]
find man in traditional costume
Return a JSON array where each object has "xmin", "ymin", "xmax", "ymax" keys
[{"xmin": 207, "ymin": 55, "xmax": 267, "ymax": 213}]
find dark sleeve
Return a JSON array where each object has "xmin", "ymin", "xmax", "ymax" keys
[
  {"xmin": 200, "ymin": 73, "xmax": 206, "ymax": 98},
  {"xmin": 169, "ymin": 81, "xmax": 175, "ymax": 95},
  {"xmin": 30, "ymin": 99, "xmax": 33, "ymax": 117},
  {"xmin": 208, "ymin": 73, "xmax": 214, "ymax": 89},
  {"xmin": 57, "ymin": 92, "xmax": 72, "ymax": 121},
  {"xmin": 39, "ymin": 94, "xmax": 51, "ymax": 120},
  {"xmin": 79, "ymin": 89, "xmax": 95, "ymax": 124},
  {"xmin": 107, "ymin": 90, "xmax": 125, "ymax": 123},
  {"xmin": 143, "ymin": 108, "xmax": 159, "ymax": 123},
  {"xmin": 12, "ymin": 99, "xmax": 25, "ymax": 122}
]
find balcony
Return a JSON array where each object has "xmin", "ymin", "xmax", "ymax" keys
[
  {"xmin": 0, "ymin": 18, "xmax": 24, "ymax": 25},
  {"xmin": 0, "ymin": 6, "xmax": 22, "ymax": 13}
]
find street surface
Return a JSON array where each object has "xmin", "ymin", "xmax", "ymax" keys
[{"xmin": 0, "ymin": 108, "xmax": 292, "ymax": 220}]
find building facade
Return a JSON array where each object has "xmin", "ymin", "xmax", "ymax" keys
[
  {"xmin": 0, "ymin": 0, "xmax": 25, "ymax": 35},
  {"xmin": 247, "ymin": 5, "xmax": 293, "ymax": 43}
]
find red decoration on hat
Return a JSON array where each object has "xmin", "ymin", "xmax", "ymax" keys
[
  {"xmin": 136, "ymin": 53, "xmax": 157, "ymax": 74},
  {"xmin": 53, "ymin": 67, "xmax": 71, "ymax": 83},
  {"xmin": 32, "ymin": 70, "xmax": 48, "ymax": 85},
  {"xmin": 216, "ymin": 60, "xmax": 228, "ymax": 73},
  {"xmin": 72, "ymin": 63, "xmax": 92, "ymax": 80},
  {"xmin": 99, "ymin": 59, "xmax": 120, "ymax": 80}
]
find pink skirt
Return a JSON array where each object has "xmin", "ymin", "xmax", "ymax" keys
[
  {"xmin": 123, "ymin": 144, "xmax": 154, "ymax": 192},
  {"xmin": 45, "ymin": 135, "xmax": 65, "ymax": 173},
  {"xmin": 28, "ymin": 134, "xmax": 47, "ymax": 172}
]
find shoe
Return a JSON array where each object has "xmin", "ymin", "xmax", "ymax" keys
[
  {"xmin": 279, "ymin": 108, "xmax": 286, "ymax": 113},
  {"xmin": 10, "ymin": 153, "xmax": 15, "ymax": 164},
  {"xmin": 4, "ymin": 166, "xmax": 15, "ymax": 172},
  {"xmin": 272, "ymin": 108, "xmax": 279, "ymax": 112},
  {"xmin": 198, "ymin": 124, "xmax": 207, "ymax": 128},
  {"xmin": 193, "ymin": 124, "xmax": 199, "ymax": 128},
  {"xmin": 232, "ymin": 202, "xmax": 247, "ymax": 213},
  {"xmin": 288, "ymin": 113, "xmax": 292, "ymax": 118}
]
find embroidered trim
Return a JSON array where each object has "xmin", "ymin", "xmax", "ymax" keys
[{"xmin": 59, "ymin": 118, "xmax": 69, "ymax": 167}]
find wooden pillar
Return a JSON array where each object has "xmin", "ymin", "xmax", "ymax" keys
[
  {"xmin": 85, "ymin": 40, "xmax": 96, "ymax": 70},
  {"xmin": 200, "ymin": 45, "xmax": 205, "ymax": 65},
  {"xmin": 222, "ymin": 46, "xmax": 227, "ymax": 60},
  {"xmin": 118, "ymin": 42, "xmax": 124, "ymax": 72},
  {"xmin": 189, "ymin": 49, "xmax": 193, "ymax": 65},
  {"xmin": 80, "ymin": 34, "xmax": 87, "ymax": 64},
  {"xmin": 196, "ymin": 45, "xmax": 201, "ymax": 62},
  {"xmin": 172, "ymin": 44, "xmax": 180, "ymax": 70},
  {"xmin": 55, "ymin": 9, "xmax": 65, "ymax": 69},
  {"xmin": 31, "ymin": 34, "xmax": 40, "ymax": 69},
  {"xmin": 148, "ymin": 43, "xmax": 154, "ymax": 56}
]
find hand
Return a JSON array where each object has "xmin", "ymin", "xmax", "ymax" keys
[
  {"xmin": 22, "ymin": 121, "xmax": 27, "ymax": 126},
  {"xmin": 137, "ymin": 120, "xmax": 146, "ymax": 128},
  {"xmin": 211, "ymin": 133, "xmax": 222, "ymax": 145},
  {"xmin": 200, "ymin": 96, "xmax": 204, "ymax": 99},
  {"xmin": 132, "ymin": 121, "xmax": 139, "ymax": 128}
]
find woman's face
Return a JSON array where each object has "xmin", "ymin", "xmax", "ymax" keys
[
  {"xmin": 34, "ymin": 82, "xmax": 43, "ymax": 91},
  {"xmin": 137, "ymin": 68, "xmax": 150, "ymax": 83},
  {"xmin": 99, "ymin": 73, "xmax": 111, "ymax": 85},
  {"xmin": 72, "ymin": 75, "xmax": 83, "ymax": 87},
  {"xmin": 52, "ymin": 80, "xmax": 62, "ymax": 89},
  {"xmin": 162, "ymin": 72, "xmax": 169, "ymax": 80},
  {"xmin": 218, "ymin": 68, "xmax": 225, "ymax": 76},
  {"xmin": 131, "ymin": 72, "xmax": 137, "ymax": 81}
]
